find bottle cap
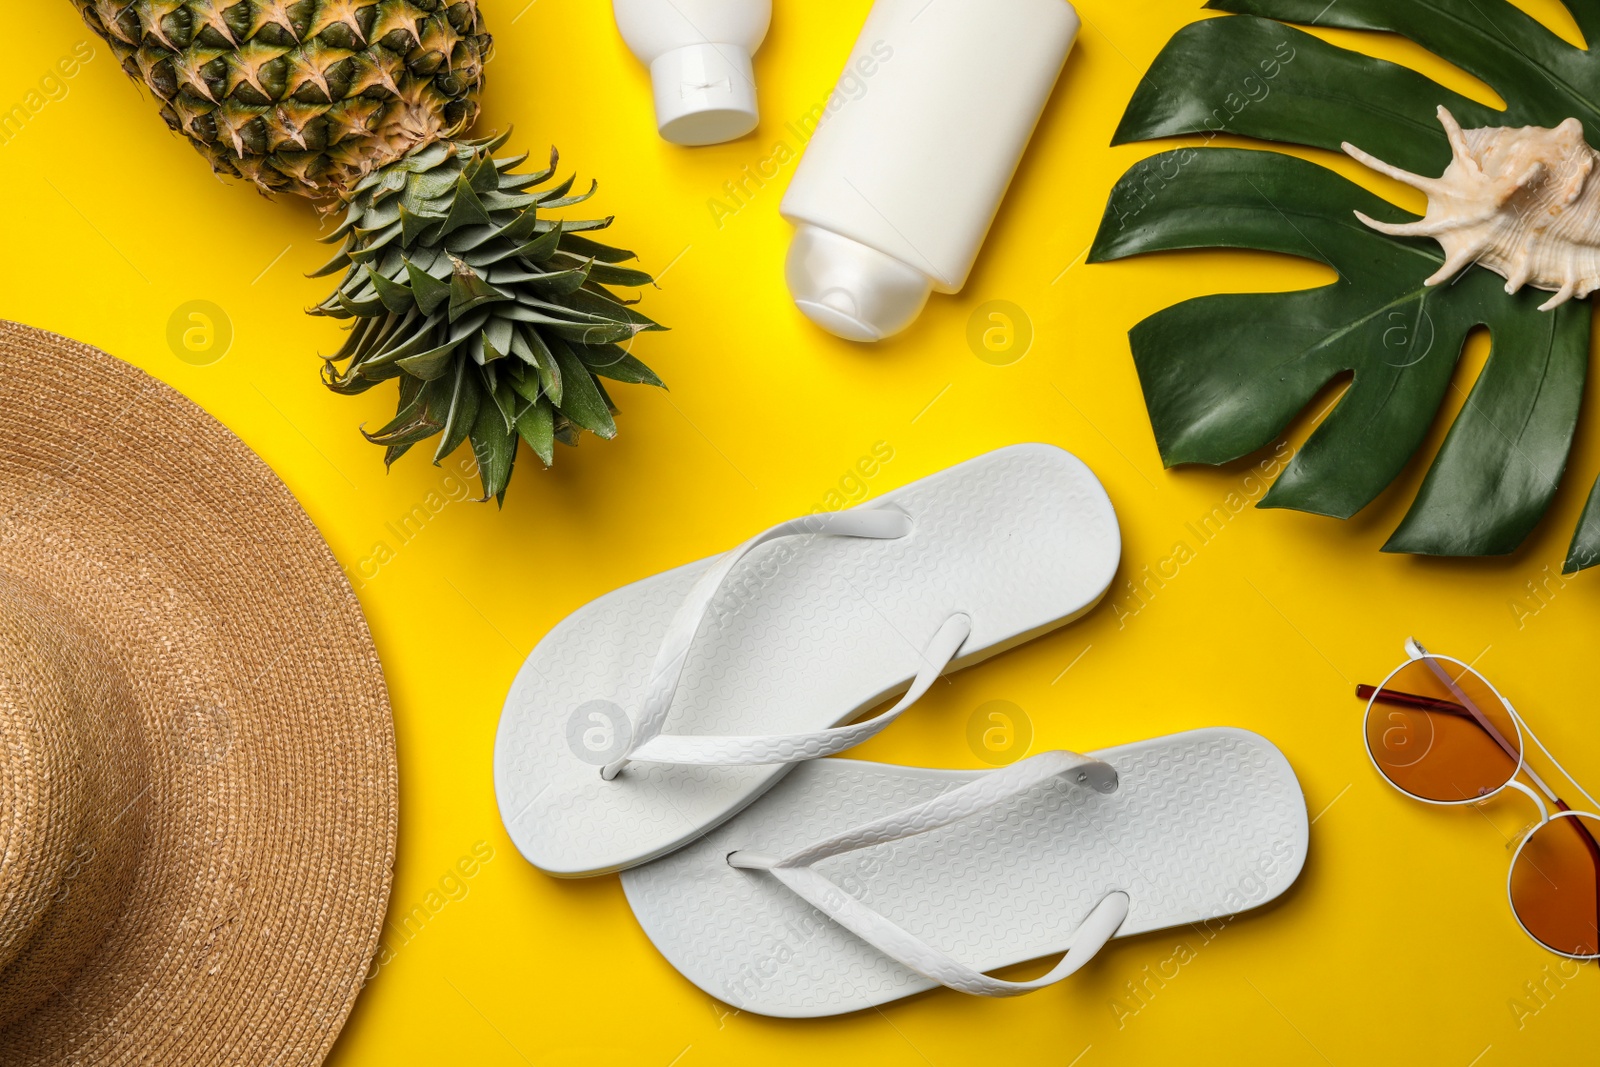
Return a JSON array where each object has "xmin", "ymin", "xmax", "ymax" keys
[
  {"xmin": 650, "ymin": 43, "xmax": 758, "ymax": 146},
  {"xmin": 785, "ymin": 225, "xmax": 933, "ymax": 342}
]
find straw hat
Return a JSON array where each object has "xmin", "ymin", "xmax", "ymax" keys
[{"xmin": 0, "ymin": 321, "xmax": 396, "ymax": 1063}]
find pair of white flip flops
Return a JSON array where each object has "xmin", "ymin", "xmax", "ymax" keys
[{"xmin": 494, "ymin": 445, "xmax": 1308, "ymax": 1018}]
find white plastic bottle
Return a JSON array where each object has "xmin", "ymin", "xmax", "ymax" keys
[
  {"xmin": 781, "ymin": 0, "xmax": 1080, "ymax": 341},
  {"xmin": 613, "ymin": 0, "xmax": 772, "ymax": 147}
]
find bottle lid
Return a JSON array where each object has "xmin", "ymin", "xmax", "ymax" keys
[
  {"xmin": 785, "ymin": 225, "xmax": 933, "ymax": 342},
  {"xmin": 649, "ymin": 43, "xmax": 758, "ymax": 146}
]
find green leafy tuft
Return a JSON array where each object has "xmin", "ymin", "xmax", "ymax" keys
[{"xmin": 314, "ymin": 132, "xmax": 667, "ymax": 504}]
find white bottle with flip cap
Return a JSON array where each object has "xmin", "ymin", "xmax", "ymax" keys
[
  {"xmin": 781, "ymin": 0, "xmax": 1080, "ymax": 341},
  {"xmin": 613, "ymin": 0, "xmax": 771, "ymax": 147}
]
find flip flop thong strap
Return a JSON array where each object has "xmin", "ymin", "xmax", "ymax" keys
[
  {"xmin": 728, "ymin": 751, "xmax": 1128, "ymax": 997},
  {"xmin": 620, "ymin": 610, "xmax": 971, "ymax": 770},
  {"xmin": 602, "ymin": 507, "xmax": 928, "ymax": 779}
]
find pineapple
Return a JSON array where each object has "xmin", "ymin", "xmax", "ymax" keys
[{"xmin": 71, "ymin": 0, "xmax": 665, "ymax": 502}]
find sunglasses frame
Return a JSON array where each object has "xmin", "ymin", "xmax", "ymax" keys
[
  {"xmin": 1506, "ymin": 810, "xmax": 1600, "ymax": 960},
  {"xmin": 1361, "ymin": 646, "xmax": 1527, "ymax": 808},
  {"xmin": 1362, "ymin": 639, "xmax": 1600, "ymax": 961}
]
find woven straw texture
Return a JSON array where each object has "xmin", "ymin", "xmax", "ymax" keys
[{"xmin": 0, "ymin": 321, "xmax": 396, "ymax": 1064}]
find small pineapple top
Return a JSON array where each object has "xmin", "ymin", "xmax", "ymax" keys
[
  {"xmin": 74, "ymin": 0, "xmax": 668, "ymax": 503},
  {"xmin": 73, "ymin": 0, "xmax": 492, "ymax": 200}
]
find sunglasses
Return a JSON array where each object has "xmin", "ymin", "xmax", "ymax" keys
[{"xmin": 1357, "ymin": 639, "xmax": 1600, "ymax": 959}]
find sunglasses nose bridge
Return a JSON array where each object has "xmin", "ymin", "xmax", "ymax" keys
[{"xmin": 1503, "ymin": 777, "xmax": 1552, "ymax": 826}]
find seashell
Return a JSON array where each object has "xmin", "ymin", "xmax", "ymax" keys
[{"xmin": 1342, "ymin": 106, "xmax": 1600, "ymax": 311}]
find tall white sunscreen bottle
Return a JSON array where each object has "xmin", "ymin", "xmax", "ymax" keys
[
  {"xmin": 781, "ymin": 0, "xmax": 1079, "ymax": 341},
  {"xmin": 613, "ymin": 0, "xmax": 772, "ymax": 147}
]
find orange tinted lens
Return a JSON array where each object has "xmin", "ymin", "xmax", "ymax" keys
[
  {"xmin": 1364, "ymin": 658, "xmax": 1520, "ymax": 802},
  {"xmin": 1511, "ymin": 813, "xmax": 1600, "ymax": 958}
]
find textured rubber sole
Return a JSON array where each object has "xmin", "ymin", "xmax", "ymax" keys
[
  {"xmin": 495, "ymin": 444, "xmax": 1121, "ymax": 876},
  {"xmin": 621, "ymin": 728, "xmax": 1308, "ymax": 1017}
]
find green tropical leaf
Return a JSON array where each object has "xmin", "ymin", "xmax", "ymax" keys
[
  {"xmin": 1094, "ymin": 0, "xmax": 1600, "ymax": 568},
  {"xmin": 1569, "ymin": 485, "xmax": 1600, "ymax": 571},
  {"xmin": 1092, "ymin": 148, "xmax": 1589, "ymax": 552}
]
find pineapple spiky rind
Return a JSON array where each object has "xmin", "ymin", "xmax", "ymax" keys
[
  {"xmin": 315, "ymin": 132, "xmax": 666, "ymax": 503},
  {"xmin": 72, "ymin": 0, "xmax": 491, "ymax": 199}
]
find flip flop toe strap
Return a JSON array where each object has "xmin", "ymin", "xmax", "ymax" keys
[
  {"xmin": 728, "ymin": 751, "xmax": 1129, "ymax": 997},
  {"xmin": 603, "ymin": 506, "xmax": 961, "ymax": 780},
  {"xmin": 620, "ymin": 611, "xmax": 971, "ymax": 770}
]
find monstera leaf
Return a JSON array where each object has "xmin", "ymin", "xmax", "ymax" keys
[{"xmin": 1090, "ymin": 0, "xmax": 1600, "ymax": 571}]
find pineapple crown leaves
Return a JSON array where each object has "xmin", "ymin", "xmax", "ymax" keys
[
  {"xmin": 313, "ymin": 130, "xmax": 667, "ymax": 504},
  {"xmin": 1090, "ymin": 0, "xmax": 1600, "ymax": 571}
]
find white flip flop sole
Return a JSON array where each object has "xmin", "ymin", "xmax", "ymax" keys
[
  {"xmin": 621, "ymin": 727, "xmax": 1308, "ymax": 1017},
  {"xmin": 494, "ymin": 444, "xmax": 1121, "ymax": 876}
]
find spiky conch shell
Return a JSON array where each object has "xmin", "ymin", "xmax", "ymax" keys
[
  {"xmin": 1344, "ymin": 106, "xmax": 1600, "ymax": 311},
  {"xmin": 72, "ymin": 0, "xmax": 666, "ymax": 502}
]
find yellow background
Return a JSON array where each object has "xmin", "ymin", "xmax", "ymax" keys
[{"xmin": 8, "ymin": 0, "xmax": 1600, "ymax": 1062}]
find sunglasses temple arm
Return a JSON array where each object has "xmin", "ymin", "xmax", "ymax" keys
[
  {"xmin": 1357, "ymin": 685, "xmax": 1475, "ymax": 718},
  {"xmin": 1369, "ymin": 687, "xmax": 1593, "ymax": 812},
  {"xmin": 1514, "ymin": 711, "xmax": 1600, "ymax": 814},
  {"xmin": 1360, "ymin": 683, "xmax": 1566, "ymax": 804},
  {"xmin": 1396, "ymin": 655, "xmax": 1522, "ymax": 771},
  {"xmin": 1500, "ymin": 708, "xmax": 1566, "ymax": 808},
  {"xmin": 1578, "ymin": 813, "xmax": 1600, "ymax": 945},
  {"xmin": 1358, "ymin": 683, "xmax": 1530, "ymax": 774}
]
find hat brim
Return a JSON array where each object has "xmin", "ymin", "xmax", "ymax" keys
[{"xmin": 0, "ymin": 322, "xmax": 396, "ymax": 1063}]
